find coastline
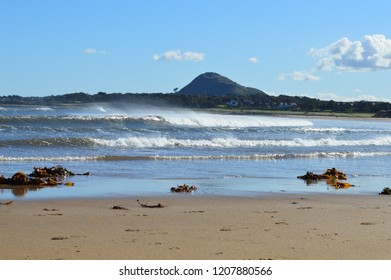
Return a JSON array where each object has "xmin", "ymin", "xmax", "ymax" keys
[
  {"xmin": 199, "ymin": 107, "xmax": 391, "ymax": 121},
  {"xmin": 1, "ymin": 194, "xmax": 391, "ymax": 260},
  {"xmin": 2, "ymin": 103, "xmax": 390, "ymax": 121},
  {"xmin": 201, "ymin": 107, "xmax": 371, "ymax": 117}
]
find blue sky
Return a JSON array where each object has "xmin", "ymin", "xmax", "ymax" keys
[{"xmin": 1, "ymin": 0, "xmax": 391, "ymax": 101}]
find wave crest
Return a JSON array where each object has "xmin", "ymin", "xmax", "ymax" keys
[
  {"xmin": 90, "ymin": 136, "xmax": 391, "ymax": 148},
  {"xmin": 2, "ymin": 151, "xmax": 391, "ymax": 162},
  {"xmin": 0, "ymin": 113, "xmax": 312, "ymax": 128}
]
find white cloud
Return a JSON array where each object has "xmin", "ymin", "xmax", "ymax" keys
[
  {"xmin": 266, "ymin": 90, "xmax": 390, "ymax": 103},
  {"xmin": 315, "ymin": 92, "xmax": 348, "ymax": 101},
  {"xmin": 278, "ymin": 71, "xmax": 320, "ymax": 81},
  {"xmin": 278, "ymin": 73, "xmax": 286, "ymax": 80},
  {"xmin": 153, "ymin": 50, "xmax": 205, "ymax": 61},
  {"xmin": 83, "ymin": 48, "xmax": 109, "ymax": 55},
  {"xmin": 292, "ymin": 71, "xmax": 321, "ymax": 81},
  {"xmin": 153, "ymin": 50, "xmax": 181, "ymax": 61},
  {"xmin": 83, "ymin": 48, "xmax": 97, "ymax": 54},
  {"xmin": 315, "ymin": 92, "xmax": 391, "ymax": 102},
  {"xmin": 249, "ymin": 57, "xmax": 259, "ymax": 63},
  {"xmin": 354, "ymin": 95, "xmax": 391, "ymax": 102},
  {"xmin": 182, "ymin": 51, "xmax": 205, "ymax": 61},
  {"xmin": 264, "ymin": 91, "xmax": 278, "ymax": 97},
  {"xmin": 310, "ymin": 34, "xmax": 391, "ymax": 71}
]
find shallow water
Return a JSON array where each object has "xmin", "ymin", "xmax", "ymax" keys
[{"xmin": 1, "ymin": 104, "xmax": 390, "ymax": 199}]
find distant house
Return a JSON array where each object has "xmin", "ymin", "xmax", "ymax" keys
[
  {"xmin": 227, "ymin": 99, "xmax": 239, "ymax": 107},
  {"xmin": 275, "ymin": 102, "xmax": 298, "ymax": 110},
  {"xmin": 262, "ymin": 102, "xmax": 273, "ymax": 109},
  {"xmin": 242, "ymin": 99, "xmax": 254, "ymax": 106}
]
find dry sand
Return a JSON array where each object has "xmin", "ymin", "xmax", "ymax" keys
[{"xmin": 1, "ymin": 194, "xmax": 391, "ymax": 260}]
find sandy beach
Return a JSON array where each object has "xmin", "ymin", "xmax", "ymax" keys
[{"xmin": 1, "ymin": 194, "xmax": 391, "ymax": 260}]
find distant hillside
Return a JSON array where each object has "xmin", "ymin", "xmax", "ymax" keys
[{"xmin": 179, "ymin": 72, "xmax": 268, "ymax": 97}]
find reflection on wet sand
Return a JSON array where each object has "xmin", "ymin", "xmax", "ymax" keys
[{"xmin": 1, "ymin": 184, "xmax": 46, "ymax": 197}]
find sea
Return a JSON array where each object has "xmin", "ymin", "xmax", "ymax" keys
[{"xmin": 1, "ymin": 104, "xmax": 391, "ymax": 200}]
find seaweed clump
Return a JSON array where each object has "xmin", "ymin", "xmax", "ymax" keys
[
  {"xmin": 379, "ymin": 188, "xmax": 391, "ymax": 195},
  {"xmin": 170, "ymin": 184, "xmax": 198, "ymax": 193},
  {"xmin": 297, "ymin": 167, "xmax": 352, "ymax": 189},
  {"xmin": 0, "ymin": 165, "xmax": 90, "ymax": 187}
]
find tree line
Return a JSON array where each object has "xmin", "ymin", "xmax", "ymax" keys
[{"xmin": 1, "ymin": 91, "xmax": 390, "ymax": 115}]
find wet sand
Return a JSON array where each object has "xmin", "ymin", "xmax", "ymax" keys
[{"xmin": 1, "ymin": 194, "xmax": 391, "ymax": 260}]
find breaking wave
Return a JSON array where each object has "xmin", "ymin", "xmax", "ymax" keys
[
  {"xmin": 2, "ymin": 151, "xmax": 391, "ymax": 162},
  {"xmin": 160, "ymin": 113, "xmax": 313, "ymax": 127},
  {"xmin": 292, "ymin": 127, "xmax": 391, "ymax": 133},
  {"xmin": 0, "ymin": 115, "xmax": 166, "ymax": 124},
  {"xmin": 90, "ymin": 136, "xmax": 391, "ymax": 149},
  {"xmin": 3, "ymin": 136, "xmax": 391, "ymax": 149},
  {"xmin": 0, "ymin": 156, "xmax": 101, "ymax": 162},
  {"xmin": 0, "ymin": 113, "xmax": 312, "ymax": 128}
]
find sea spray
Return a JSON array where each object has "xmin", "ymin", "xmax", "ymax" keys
[{"xmin": 161, "ymin": 112, "xmax": 313, "ymax": 127}]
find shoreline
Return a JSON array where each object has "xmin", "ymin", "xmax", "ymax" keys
[
  {"xmin": 198, "ymin": 107, "xmax": 391, "ymax": 122},
  {"xmin": 200, "ymin": 107, "xmax": 372, "ymax": 118},
  {"xmin": 1, "ymin": 194, "xmax": 391, "ymax": 260},
  {"xmin": 1, "ymin": 164, "xmax": 389, "ymax": 200},
  {"xmin": 2, "ymin": 103, "xmax": 390, "ymax": 121}
]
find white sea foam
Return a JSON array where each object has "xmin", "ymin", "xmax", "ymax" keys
[
  {"xmin": 53, "ymin": 112, "xmax": 313, "ymax": 127},
  {"xmin": 33, "ymin": 107, "xmax": 54, "ymax": 111},
  {"xmin": 2, "ymin": 151, "xmax": 391, "ymax": 162},
  {"xmin": 60, "ymin": 114, "xmax": 166, "ymax": 123},
  {"xmin": 293, "ymin": 127, "xmax": 350, "ymax": 133},
  {"xmin": 0, "ymin": 156, "xmax": 101, "ymax": 162},
  {"xmin": 162, "ymin": 112, "xmax": 313, "ymax": 127},
  {"xmin": 90, "ymin": 136, "xmax": 391, "ymax": 148},
  {"xmin": 151, "ymin": 151, "xmax": 391, "ymax": 160},
  {"xmin": 0, "ymin": 106, "xmax": 53, "ymax": 112},
  {"xmin": 96, "ymin": 106, "xmax": 107, "ymax": 113},
  {"xmin": 294, "ymin": 127, "xmax": 390, "ymax": 133},
  {"xmin": 0, "ymin": 110, "xmax": 313, "ymax": 128}
]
